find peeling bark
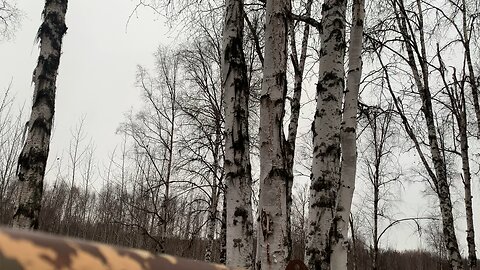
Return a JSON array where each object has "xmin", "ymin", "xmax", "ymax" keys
[
  {"xmin": 256, "ymin": 0, "xmax": 291, "ymax": 269},
  {"xmin": 306, "ymin": 0, "xmax": 347, "ymax": 269},
  {"xmin": 12, "ymin": 0, "xmax": 68, "ymax": 229},
  {"xmin": 222, "ymin": 0, "xmax": 254, "ymax": 268},
  {"xmin": 330, "ymin": 0, "xmax": 364, "ymax": 268}
]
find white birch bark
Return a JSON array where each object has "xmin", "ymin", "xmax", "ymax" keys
[
  {"xmin": 223, "ymin": 0, "xmax": 254, "ymax": 268},
  {"xmin": 306, "ymin": 0, "xmax": 347, "ymax": 268},
  {"xmin": 13, "ymin": 0, "xmax": 68, "ymax": 229},
  {"xmin": 330, "ymin": 0, "xmax": 365, "ymax": 268},
  {"xmin": 256, "ymin": 0, "xmax": 291, "ymax": 269}
]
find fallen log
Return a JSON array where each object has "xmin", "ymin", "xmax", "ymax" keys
[{"xmin": 0, "ymin": 228, "xmax": 235, "ymax": 270}]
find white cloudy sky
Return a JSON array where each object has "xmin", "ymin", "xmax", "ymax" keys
[
  {"xmin": 0, "ymin": 0, "xmax": 178, "ymax": 165},
  {"xmin": 1, "ymin": 0, "xmax": 478, "ymax": 254}
]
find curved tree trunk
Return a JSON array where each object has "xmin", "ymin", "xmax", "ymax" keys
[
  {"xmin": 12, "ymin": 0, "xmax": 68, "ymax": 229},
  {"xmin": 256, "ymin": 0, "xmax": 291, "ymax": 269},
  {"xmin": 222, "ymin": 0, "xmax": 254, "ymax": 268},
  {"xmin": 306, "ymin": 0, "xmax": 347, "ymax": 269},
  {"xmin": 330, "ymin": 0, "xmax": 365, "ymax": 268}
]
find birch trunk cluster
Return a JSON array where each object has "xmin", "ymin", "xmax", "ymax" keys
[
  {"xmin": 256, "ymin": 0, "xmax": 292, "ymax": 269},
  {"xmin": 306, "ymin": 0, "xmax": 347, "ymax": 268},
  {"xmin": 222, "ymin": 0, "xmax": 254, "ymax": 268},
  {"xmin": 330, "ymin": 0, "xmax": 365, "ymax": 268},
  {"xmin": 13, "ymin": 0, "xmax": 68, "ymax": 229}
]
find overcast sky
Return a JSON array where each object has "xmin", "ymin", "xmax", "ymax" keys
[
  {"xmin": 1, "ymin": 0, "xmax": 478, "ymax": 254},
  {"xmin": 0, "ymin": 0, "xmax": 178, "ymax": 166}
]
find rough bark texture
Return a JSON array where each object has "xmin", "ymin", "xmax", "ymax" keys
[
  {"xmin": 256, "ymin": 0, "xmax": 291, "ymax": 269},
  {"xmin": 12, "ymin": 0, "xmax": 68, "ymax": 229},
  {"xmin": 330, "ymin": 0, "xmax": 364, "ymax": 268},
  {"xmin": 394, "ymin": 0, "xmax": 464, "ymax": 269},
  {"xmin": 306, "ymin": 0, "xmax": 347, "ymax": 269},
  {"xmin": 222, "ymin": 0, "xmax": 254, "ymax": 268}
]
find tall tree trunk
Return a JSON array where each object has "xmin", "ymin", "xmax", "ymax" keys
[
  {"xmin": 220, "ymin": 193, "xmax": 227, "ymax": 265},
  {"xmin": 286, "ymin": 1, "xmax": 312, "ymax": 258},
  {"xmin": 461, "ymin": 0, "xmax": 480, "ymax": 137},
  {"xmin": 438, "ymin": 49, "xmax": 477, "ymax": 270},
  {"xmin": 458, "ymin": 96, "xmax": 476, "ymax": 270},
  {"xmin": 394, "ymin": 0, "xmax": 464, "ymax": 268},
  {"xmin": 12, "ymin": 0, "xmax": 68, "ymax": 229},
  {"xmin": 306, "ymin": 0, "xmax": 347, "ymax": 269},
  {"xmin": 223, "ymin": 0, "xmax": 254, "ymax": 268},
  {"xmin": 459, "ymin": 9, "xmax": 480, "ymax": 262},
  {"xmin": 330, "ymin": 0, "xmax": 364, "ymax": 268},
  {"xmin": 256, "ymin": 0, "xmax": 291, "ymax": 269}
]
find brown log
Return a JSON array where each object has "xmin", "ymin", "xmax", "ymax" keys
[{"xmin": 0, "ymin": 228, "xmax": 237, "ymax": 270}]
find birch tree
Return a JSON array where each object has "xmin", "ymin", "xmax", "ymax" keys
[
  {"xmin": 330, "ymin": 0, "xmax": 365, "ymax": 267},
  {"xmin": 222, "ymin": 0, "xmax": 254, "ymax": 268},
  {"xmin": 12, "ymin": 0, "xmax": 68, "ymax": 229},
  {"xmin": 437, "ymin": 48, "xmax": 476, "ymax": 269},
  {"xmin": 256, "ymin": 0, "xmax": 291, "ymax": 269},
  {"xmin": 306, "ymin": 0, "xmax": 347, "ymax": 269},
  {"xmin": 363, "ymin": 0, "xmax": 466, "ymax": 267},
  {"xmin": 392, "ymin": 0, "xmax": 464, "ymax": 268}
]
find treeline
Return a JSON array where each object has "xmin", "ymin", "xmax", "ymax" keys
[{"xmin": 1, "ymin": 180, "xmax": 471, "ymax": 270}]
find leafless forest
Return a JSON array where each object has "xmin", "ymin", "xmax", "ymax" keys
[{"xmin": 1, "ymin": 0, "xmax": 480, "ymax": 269}]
